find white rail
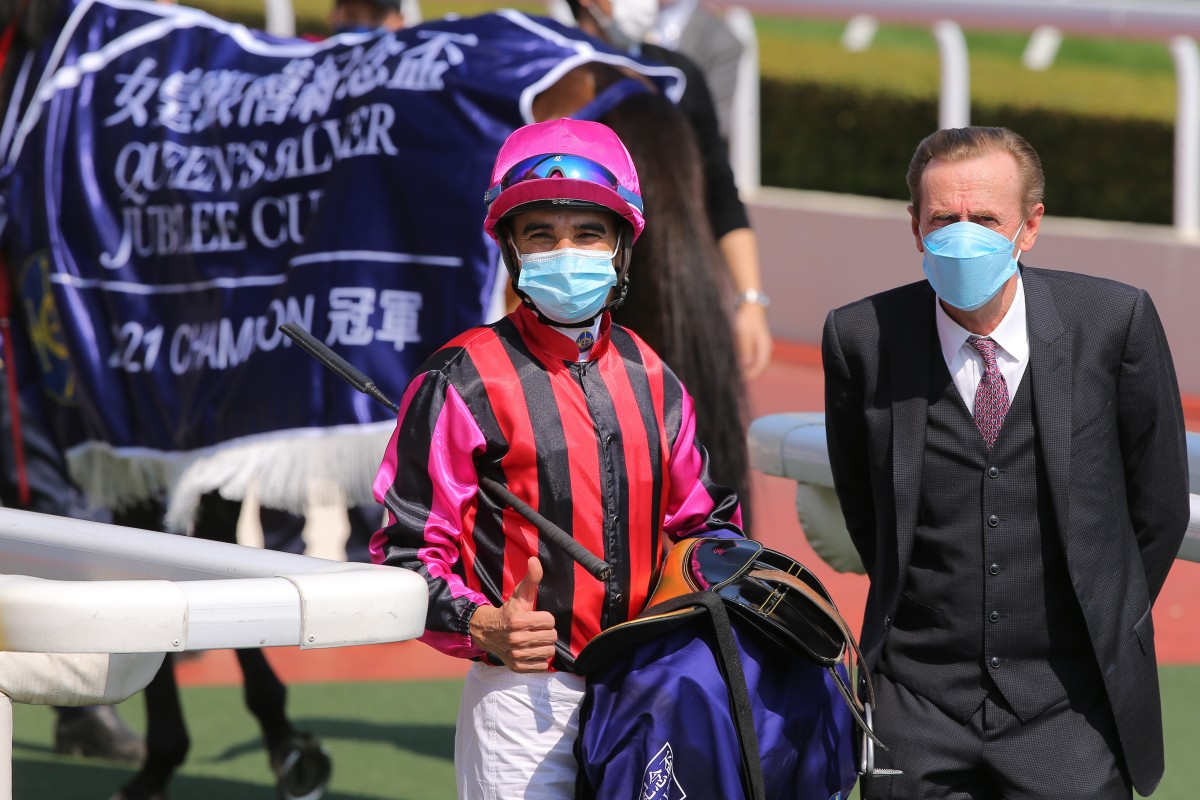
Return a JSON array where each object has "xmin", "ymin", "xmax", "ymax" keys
[
  {"xmin": 932, "ymin": 20, "xmax": 968, "ymax": 130},
  {"xmin": 726, "ymin": 6, "xmax": 761, "ymax": 192},
  {"xmin": 0, "ymin": 506, "xmax": 428, "ymax": 800},
  {"xmin": 748, "ymin": 413, "xmax": 1200, "ymax": 572},
  {"xmin": 263, "ymin": 0, "xmax": 295, "ymax": 37},
  {"xmin": 0, "ymin": 507, "xmax": 427, "ymax": 651}
]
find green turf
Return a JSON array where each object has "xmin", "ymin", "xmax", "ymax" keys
[
  {"xmin": 12, "ymin": 679, "xmax": 464, "ymax": 799},
  {"xmin": 752, "ymin": 17, "xmax": 1177, "ymax": 122},
  {"xmin": 11, "ymin": 666, "xmax": 1200, "ymax": 798}
]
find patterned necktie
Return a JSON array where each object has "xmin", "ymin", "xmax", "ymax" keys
[{"xmin": 968, "ymin": 337, "xmax": 1009, "ymax": 448}]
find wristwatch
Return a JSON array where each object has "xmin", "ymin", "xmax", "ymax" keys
[{"xmin": 735, "ymin": 288, "xmax": 771, "ymax": 308}]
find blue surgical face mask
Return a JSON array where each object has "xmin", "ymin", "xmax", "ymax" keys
[
  {"xmin": 516, "ymin": 244, "xmax": 619, "ymax": 325},
  {"xmin": 920, "ymin": 221, "xmax": 1024, "ymax": 311},
  {"xmin": 591, "ymin": 0, "xmax": 659, "ymax": 51}
]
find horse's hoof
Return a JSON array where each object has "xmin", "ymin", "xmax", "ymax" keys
[
  {"xmin": 270, "ymin": 731, "xmax": 332, "ymax": 800},
  {"xmin": 55, "ymin": 705, "xmax": 146, "ymax": 764}
]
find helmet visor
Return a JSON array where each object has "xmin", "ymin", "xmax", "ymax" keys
[{"xmin": 485, "ymin": 153, "xmax": 643, "ymax": 213}]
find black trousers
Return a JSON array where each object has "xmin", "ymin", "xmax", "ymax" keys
[{"xmin": 862, "ymin": 671, "xmax": 1131, "ymax": 800}]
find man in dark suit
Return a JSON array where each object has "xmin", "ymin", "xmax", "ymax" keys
[{"xmin": 822, "ymin": 126, "xmax": 1189, "ymax": 799}]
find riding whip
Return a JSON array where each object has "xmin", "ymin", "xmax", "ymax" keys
[{"xmin": 278, "ymin": 322, "xmax": 614, "ymax": 583}]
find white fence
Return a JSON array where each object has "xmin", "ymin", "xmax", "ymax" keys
[{"xmin": 0, "ymin": 507, "xmax": 428, "ymax": 800}]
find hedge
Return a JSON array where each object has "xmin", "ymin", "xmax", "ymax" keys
[{"xmin": 760, "ymin": 78, "xmax": 1176, "ymax": 226}]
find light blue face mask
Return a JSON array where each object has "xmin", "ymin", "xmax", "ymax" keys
[
  {"xmin": 921, "ymin": 221, "xmax": 1024, "ymax": 311},
  {"xmin": 516, "ymin": 245, "xmax": 619, "ymax": 325}
]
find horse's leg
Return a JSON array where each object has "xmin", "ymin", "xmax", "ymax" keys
[
  {"xmin": 109, "ymin": 503, "xmax": 190, "ymax": 800},
  {"xmin": 235, "ymin": 647, "xmax": 291, "ymax": 750},
  {"xmin": 236, "ymin": 647, "xmax": 332, "ymax": 799},
  {"xmin": 113, "ymin": 655, "xmax": 189, "ymax": 800}
]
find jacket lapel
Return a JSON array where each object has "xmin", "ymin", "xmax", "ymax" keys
[
  {"xmin": 887, "ymin": 291, "xmax": 934, "ymax": 586},
  {"xmin": 1022, "ymin": 268, "xmax": 1073, "ymax": 550}
]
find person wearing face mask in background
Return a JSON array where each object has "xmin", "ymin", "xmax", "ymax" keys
[
  {"xmin": 370, "ymin": 118, "xmax": 743, "ymax": 800},
  {"xmin": 822, "ymin": 126, "xmax": 1189, "ymax": 799},
  {"xmin": 329, "ymin": 0, "xmax": 404, "ymax": 34},
  {"xmin": 563, "ymin": 0, "xmax": 773, "ymax": 386}
]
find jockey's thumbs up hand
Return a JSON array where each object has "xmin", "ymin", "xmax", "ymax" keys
[
  {"xmin": 510, "ymin": 555, "xmax": 543, "ymax": 611},
  {"xmin": 469, "ymin": 556, "xmax": 558, "ymax": 672}
]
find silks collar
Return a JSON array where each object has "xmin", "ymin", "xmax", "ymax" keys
[{"xmin": 512, "ymin": 303, "xmax": 612, "ymax": 364}]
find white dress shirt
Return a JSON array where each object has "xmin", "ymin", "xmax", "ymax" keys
[{"xmin": 935, "ymin": 274, "xmax": 1030, "ymax": 415}]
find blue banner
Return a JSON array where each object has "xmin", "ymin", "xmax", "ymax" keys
[{"xmin": 0, "ymin": 0, "xmax": 681, "ymax": 522}]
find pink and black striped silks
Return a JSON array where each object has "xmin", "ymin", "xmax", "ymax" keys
[{"xmin": 371, "ymin": 303, "xmax": 743, "ymax": 671}]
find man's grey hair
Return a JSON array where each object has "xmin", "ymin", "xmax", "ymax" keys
[{"xmin": 907, "ymin": 126, "xmax": 1045, "ymax": 215}]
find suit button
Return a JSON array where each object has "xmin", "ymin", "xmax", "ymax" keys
[
  {"xmin": 987, "ymin": 514, "xmax": 1000, "ymax": 527},
  {"xmin": 987, "ymin": 466, "xmax": 999, "ymax": 478},
  {"xmin": 989, "ymin": 611, "xmax": 1000, "ymax": 623},
  {"xmin": 989, "ymin": 563, "xmax": 1000, "ymax": 575},
  {"xmin": 990, "ymin": 656, "xmax": 1001, "ymax": 669}
]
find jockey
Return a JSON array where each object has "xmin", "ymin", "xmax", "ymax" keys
[{"xmin": 369, "ymin": 117, "xmax": 743, "ymax": 800}]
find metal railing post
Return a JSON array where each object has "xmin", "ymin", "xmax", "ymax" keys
[
  {"xmin": 263, "ymin": 0, "xmax": 296, "ymax": 38},
  {"xmin": 1171, "ymin": 36, "xmax": 1200, "ymax": 239},
  {"xmin": 842, "ymin": 14, "xmax": 878, "ymax": 53},
  {"xmin": 932, "ymin": 19, "xmax": 970, "ymax": 129},
  {"xmin": 402, "ymin": 0, "xmax": 423, "ymax": 26},
  {"xmin": 1022, "ymin": 25, "xmax": 1063, "ymax": 71}
]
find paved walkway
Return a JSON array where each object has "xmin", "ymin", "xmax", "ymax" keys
[{"xmin": 179, "ymin": 342, "xmax": 1200, "ymax": 687}]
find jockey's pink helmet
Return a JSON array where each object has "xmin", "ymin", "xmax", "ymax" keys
[{"xmin": 483, "ymin": 118, "xmax": 645, "ymax": 243}]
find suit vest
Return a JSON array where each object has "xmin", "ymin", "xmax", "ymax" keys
[{"xmin": 879, "ymin": 353, "xmax": 1098, "ymax": 723}]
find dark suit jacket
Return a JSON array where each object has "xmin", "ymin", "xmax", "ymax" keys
[{"xmin": 821, "ymin": 266, "xmax": 1190, "ymax": 796}]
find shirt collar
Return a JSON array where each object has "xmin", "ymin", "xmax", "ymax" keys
[
  {"xmin": 935, "ymin": 272, "xmax": 1029, "ymax": 364},
  {"xmin": 512, "ymin": 303, "xmax": 611, "ymax": 363}
]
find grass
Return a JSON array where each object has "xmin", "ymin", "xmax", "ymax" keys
[
  {"xmin": 754, "ymin": 19, "xmax": 1178, "ymax": 122},
  {"xmin": 12, "ymin": 680, "xmax": 464, "ymax": 800},
  {"xmin": 11, "ymin": 666, "xmax": 1200, "ymax": 798}
]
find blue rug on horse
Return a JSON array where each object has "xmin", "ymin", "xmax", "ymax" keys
[{"xmin": 575, "ymin": 619, "xmax": 858, "ymax": 800}]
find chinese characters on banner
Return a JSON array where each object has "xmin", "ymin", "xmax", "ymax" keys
[{"xmin": 0, "ymin": 0, "xmax": 682, "ymax": 525}]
